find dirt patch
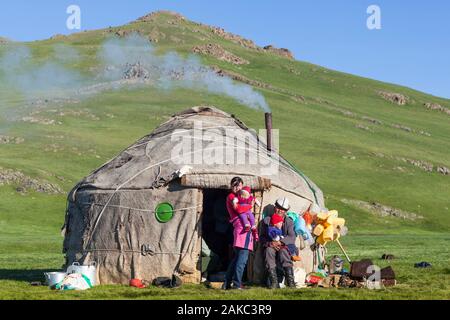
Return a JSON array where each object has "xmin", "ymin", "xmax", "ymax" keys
[
  {"xmin": 341, "ymin": 198, "xmax": 424, "ymax": 221},
  {"xmin": 424, "ymin": 102, "xmax": 450, "ymax": 116},
  {"xmin": 0, "ymin": 136, "xmax": 24, "ymax": 144},
  {"xmin": 0, "ymin": 167, "xmax": 63, "ymax": 194},
  {"xmin": 263, "ymin": 45, "xmax": 294, "ymax": 60},
  {"xmin": 192, "ymin": 44, "xmax": 249, "ymax": 65},
  {"xmin": 378, "ymin": 91, "xmax": 409, "ymax": 105}
]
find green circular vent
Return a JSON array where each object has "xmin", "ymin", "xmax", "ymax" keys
[{"xmin": 155, "ymin": 202, "xmax": 174, "ymax": 223}]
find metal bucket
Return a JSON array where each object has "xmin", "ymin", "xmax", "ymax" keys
[
  {"xmin": 67, "ymin": 262, "xmax": 97, "ymax": 286},
  {"xmin": 44, "ymin": 272, "xmax": 67, "ymax": 288}
]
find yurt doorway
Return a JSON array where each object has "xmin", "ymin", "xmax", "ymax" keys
[{"xmin": 201, "ymin": 189, "xmax": 233, "ymax": 276}]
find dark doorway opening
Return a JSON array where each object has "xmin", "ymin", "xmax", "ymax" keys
[{"xmin": 201, "ymin": 189, "xmax": 233, "ymax": 275}]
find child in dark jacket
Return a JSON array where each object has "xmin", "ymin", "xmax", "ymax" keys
[{"xmin": 268, "ymin": 214, "xmax": 300, "ymax": 261}]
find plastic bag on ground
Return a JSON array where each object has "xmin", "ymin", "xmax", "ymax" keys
[
  {"xmin": 294, "ymin": 267, "xmax": 307, "ymax": 288},
  {"xmin": 55, "ymin": 273, "xmax": 93, "ymax": 291}
]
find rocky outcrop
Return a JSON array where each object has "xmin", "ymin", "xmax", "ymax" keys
[
  {"xmin": 362, "ymin": 116, "xmax": 383, "ymax": 125},
  {"xmin": 212, "ymin": 66, "xmax": 305, "ymax": 102},
  {"xmin": 53, "ymin": 108, "xmax": 100, "ymax": 121},
  {"xmin": 0, "ymin": 37, "xmax": 10, "ymax": 45},
  {"xmin": 341, "ymin": 199, "xmax": 423, "ymax": 221},
  {"xmin": 192, "ymin": 44, "xmax": 249, "ymax": 65},
  {"xmin": 50, "ymin": 34, "xmax": 67, "ymax": 40},
  {"xmin": 123, "ymin": 62, "xmax": 150, "ymax": 80},
  {"xmin": 21, "ymin": 116, "xmax": 61, "ymax": 125},
  {"xmin": 437, "ymin": 166, "xmax": 449, "ymax": 176},
  {"xmin": 136, "ymin": 11, "xmax": 185, "ymax": 23},
  {"xmin": 209, "ymin": 26, "xmax": 258, "ymax": 50},
  {"xmin": 372, "ymin": 152, "xmax": 445, "ymax": 174},
  {"xmin": 378, "ymin": 91, "xmax": 409, "ymax": 105},
  {"xmin": 148, "ymin": 27, "xmax": 166, "ymax": 43},
  {"xmin": 115, "ymin": 29, "xmax": 133, "ymax": 37},
  {"xmin": 0, "ymin": 136, "xmax": 24, "ymax": 144},
  {"xmin": 0, "ymin": 167, "xmax": 63, "ymax": 194},
  {"xmin": 263, "ymin": 45, "xmax": 294, "ymax": 60},
  {"xmin": 424, "ymin": 102, "xmax": 450, "ymax": 116},
  {"xmin": 399, "ymin": 158, "xmax": 434, "ymax": 172},
  {"xmin": 356, "ymin": 124, "xmax": 371, "ymax": 131},
  {"xmin": 391, "ymin": 123, "xmax": 431, "ymax": 136},
  {"xmin": 392, "ymin": 123, "xmax": 413, "ymax": 132}
]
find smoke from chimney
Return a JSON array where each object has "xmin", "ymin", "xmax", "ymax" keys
[{"xmin": 0, "ymin": 33, "xmax": 271, "ymax": 116}]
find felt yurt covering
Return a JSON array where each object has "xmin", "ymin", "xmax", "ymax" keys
[{"xmin": 62, "ymin": 106, "xmax": 325, "ymax": 285}]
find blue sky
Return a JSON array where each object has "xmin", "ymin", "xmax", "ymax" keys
[{"xmin": 1, "ymin": 1, "xmax": 449, "ymax": 99}]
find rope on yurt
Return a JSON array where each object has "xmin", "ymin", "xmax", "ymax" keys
[
  {"xmin": 84, "ymin": 202, "xmax": 202, "ymax": 213},
  {"xmin": 83, "ymin": 144, "xmax": 318, "ymax": 250},
  {"xmin": 127, "ymin": 125, "xmax": 238, "ymax": 151},
  {"xmin": 283, "ymin": 158, "xmax": 320, "ymax": 206},
  {"xmin": 81, "ymin": 248, "xmax": 190, "ymax": 255}
]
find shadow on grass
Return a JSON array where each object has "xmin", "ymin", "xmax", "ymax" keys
[{"xmin": 0, "ymin": 269, "xmax": 60, "ymax": 282}]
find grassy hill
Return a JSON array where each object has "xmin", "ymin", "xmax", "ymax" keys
[{"xmin": 0, "ymin": 11, "xmax": 449, "ymax": 299}]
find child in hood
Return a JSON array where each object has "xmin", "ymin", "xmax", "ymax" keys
[{"xmin": 268, "ymin": 214, "xmax": 301, "ymax": 261}]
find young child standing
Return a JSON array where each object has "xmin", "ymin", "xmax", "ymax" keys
[{"xmin": 268, "ymin": 214, "xmax": 300, "ymax": 262}]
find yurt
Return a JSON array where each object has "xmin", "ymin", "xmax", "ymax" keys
[{"xmin": 62, "ymin": 106, "xmax": 325, "ymax": 285}]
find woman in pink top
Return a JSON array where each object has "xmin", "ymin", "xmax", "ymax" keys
[{"xmin": 223, "ymin": 177, "xmax": 255, "ymax": 290}]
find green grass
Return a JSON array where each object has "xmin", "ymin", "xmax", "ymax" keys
[
  {"xmin": 1, "ymin": 233, "xmax": 448, "ymax": 300},
  {"xmin": 0, "ymin": 11, "xmax": 449, "ymax": 299}
]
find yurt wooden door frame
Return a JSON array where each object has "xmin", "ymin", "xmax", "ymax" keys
[{"xmin": 198, "ymin": 187, "xmax": 265, "ymax": 284}]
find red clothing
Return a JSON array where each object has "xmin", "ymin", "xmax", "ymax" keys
[
  {"xmin": 227, "ymin": 193, "xmax": 253, "ymax": 219},
  {"xmin": 236, "ymin": 194, "xmax": 254, "ymax": 206},
  {"xmin": 236, "ymin": 194, "xmax": 254, "ymax": 214},
  {"xmin": 227, "ymin": 192, "xmax": 254, "ymax": 251},
  {"xmin": 226, "ymin": 193, "xmax": 240, "ymax": 222}
]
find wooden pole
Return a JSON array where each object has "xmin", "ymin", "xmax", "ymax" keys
[{"xmin": 336, "ymin": 239, "xmax": 351, "ymax": 263}]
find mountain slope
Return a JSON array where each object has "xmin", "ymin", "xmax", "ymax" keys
[{"xmin": 0, "ymin": 10, "xmax": 449, "ymax": 237}]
